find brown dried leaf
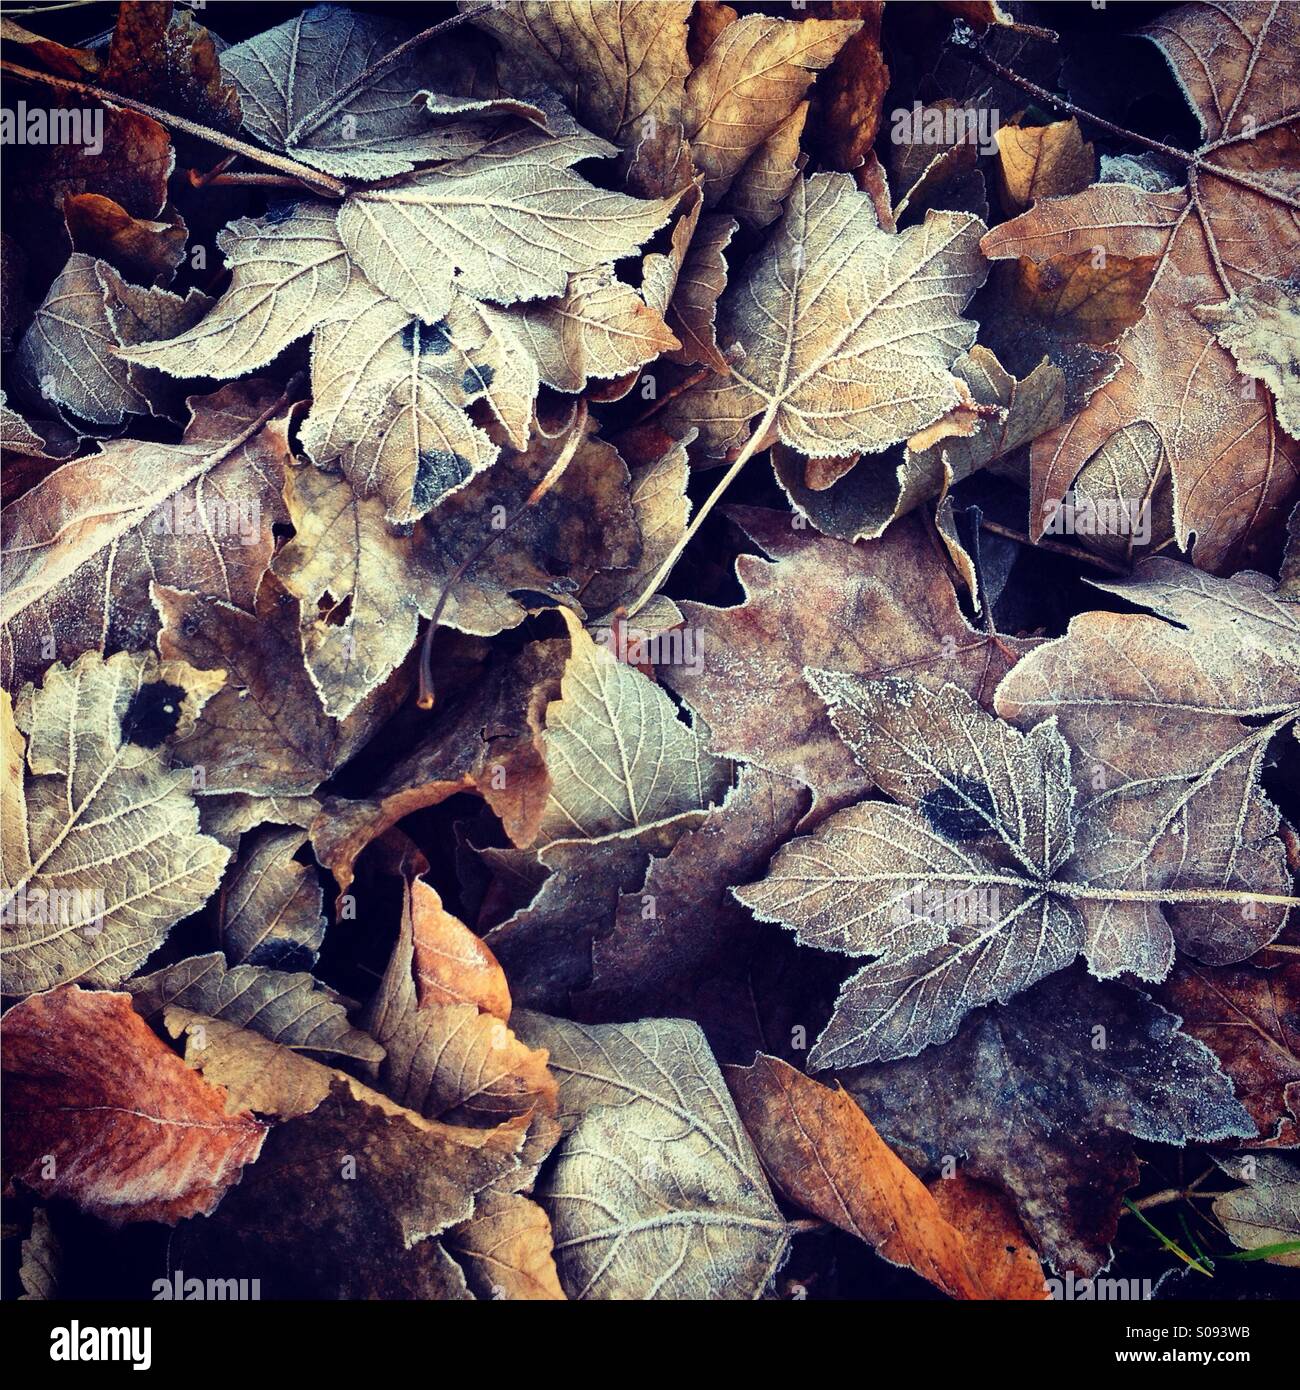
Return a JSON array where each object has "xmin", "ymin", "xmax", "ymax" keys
[
  {"xmin": 1, "ymin": 380, "xmax": 291, "ymax": 689},
  {"xmin": 512, "ymin": 1011, "xmax": 789, "ymax": 1299},
  {"xmin": 981, "ymin": 2, "xmax": 1300, "ymax": 570},
  {"xmin": 1, "ymin": 986, "xmax": 265, "ymax": 1224},
  {"xmin": 1156, "ymin": 959, "xmax": 1300, "ymax": 1148},
  {"xmin": 996, "ymin": 559, "xmax": 1299, "ymax": 979},
  {"xmin": 127, "ymin": 952, "xmax": 379, "ymax": 1067},
  {"xmin": 684, "ymin": 14, "xmax": 861, "ymax": 206},
  {"xmin": 994, "ymin": 117, "xmax": 1095, "ymax": 216},
  {"xmin": 661, "ymin": 508, "xmax": 1035, "ymax": 817},
  {"xmin": 725, "ymin": 1054, "xmax": 992, "ymax": 1298},
  {"xmin": 663, "ymin": 173, "xmax": 987, "ymax": 460}
]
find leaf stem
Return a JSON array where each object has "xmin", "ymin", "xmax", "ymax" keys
[
  {"xmin": 0, "ymin": 59, "xmax": 350, "ymax": 199},
  {"xmin": 624, "ymin": 409, "xmax": 779, "ymax": 620},
  {"xmin": 978, "ymin": 517, "xmax": 1130, "ymax": 576},
  {"xmin": 1049, "ymin": 884, "xmax": 1300, "ymax": 909}
]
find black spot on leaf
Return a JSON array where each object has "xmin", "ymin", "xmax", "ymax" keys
[
  {"xmin": 412, "ymin": 450, "xmax": 472, "ymax": 512},
  {"xmin": 402, "ymin": 320, "xmax": 453, "ymax": 355},
  {"xmin": 919, "ymin": 776, "xmax": 998, "ymax": 842},
  {"xmin": 121, "ymin": 681, "xmax": 186, "ymax": 749},
  {"xmin": 462, "ymin": 363, "xmax": 494, "ymax": 394}
]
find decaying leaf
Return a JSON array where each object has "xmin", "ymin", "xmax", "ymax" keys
[
  {"xmin": 1, "ymin": 652, "xmax": 228, "ymax": 994},
  {"xmin": 981, "ymin": 1, "xmax": 1300, "ymax": 570},
  {"xmin": 2, "ymin": 381, "xmax": 293, "ymax": 689},
  {"xmin": 663, "ymin": 508, "xmax": 1034, "ymax": 816},
  {"xmin": 2, "ymin": 986, "xmax": 266, "ymax": 1224},
  {"xmin": 843, "ymin": 968, "xmax": 1254, "ymax": 1274}
]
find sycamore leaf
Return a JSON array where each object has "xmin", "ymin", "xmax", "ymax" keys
[
  {"xmin": 1, "ymin": 652, "xmax": 228, "ymax": 995},
  {"xmin": 117, "ymin": 202, "xmax": 353, "ymax": 380},
  {"xmin": 512, "ymin": 1011, "xmax": 789, "ymax": 1299},
  {"xmin": 1, "ymin": 380, "xmax": 293, "ymax": 690},
  {"xmin": 300, "ymin": 281, "xmax": 535, "ymax": 521},
  {"xmin": 737, "ymin": 676, "xmax": 1082, "ymax": 1066},
  {"xmin": 336, "ymin": 159, "xmax": 676, "ymax": 326},
  {"xmin": 224, "ymin": 3, "xmax": 543, "ymax": 179},
  {"xmin": 981, "ymin": 1, "xmax": 1300, "ymax": 571},
  {"xmin": 996, "ymin": 559, "xmax": 1299, "ymax": 979},
  {"xmin": 661, "ymin": 508, "xmax": 1036, "ymax": 817},
  {"xmin": 1, "ymin": 986, "xmax": 265, "ymax": 1224},
  {"xmin": 470, "ymin": 0, "xmax": 693, "ymax": 148},
  {"xmin": 662, "ymin": 172, "xmax": 986, "ymax": 461},
  {"xmin": 842, "ymin": 968, "xmax": 1254, "ymax": 1275},
  {"xmin": 684, "ymin": 15, "xmax": 861, "ymax": 207},
  {"xmin": 1214, "ymin": 1154, "xmax": 1300, "ymax": 1268},
  {"xmin": 725, "ymin": 1054, "xmax": 993, "ymax": 1299},
  {"xmin": 126, "ymin": 952, "xmax": 380, "ymax": 1067}
]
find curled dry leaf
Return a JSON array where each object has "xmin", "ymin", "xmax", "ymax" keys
[
  {"xmin": 1, "ymin": 986, "xmax": 266, "ymax": 1224},
  {"xmin": 725, "ymin": 1053, "xmax": 992, "ymax": 1299},
  {"xmin": 126, "ymin": 952, "xmax": 380, "ymax": 1068}
]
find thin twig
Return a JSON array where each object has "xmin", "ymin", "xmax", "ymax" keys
[
  {"xmin": 189, "ymin": 170, "xmax": 324, "ymax": 191},
  {"xmin": 625, "ymin": 410, "xmax": 779, "ymax": 620},
  {"xmin": 290, "ymin": 3, "xmax": 495, "ymax": 145},
  {"xmin": 964, "ymin": 38, "xmax": 1300, "ymax": 211},
  {"xmin": 0, "ymin": 59, "xmax": 350, "ymax": 198},
  {"xmin": 978, "ymin": 517, "xmax": 1131, "ymax": 576}
]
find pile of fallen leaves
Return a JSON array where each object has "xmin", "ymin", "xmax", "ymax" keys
[{"xmin": 2, "ymin": 0, "xmax": 1297, "ymax": 1303}]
